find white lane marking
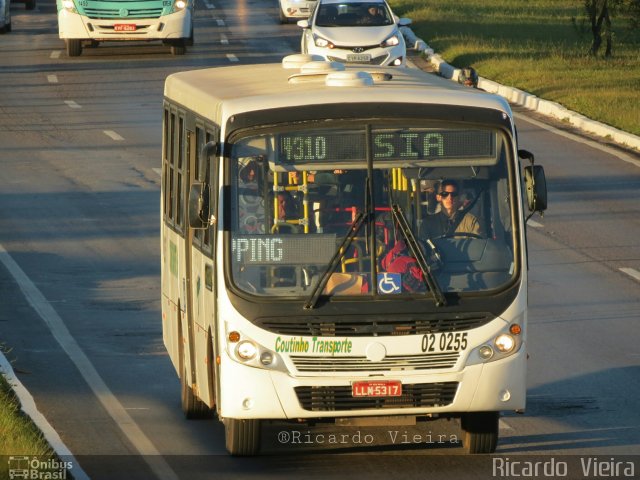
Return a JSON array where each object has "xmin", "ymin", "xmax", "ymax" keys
[
  {"xmin": 64, "ymin": 100, "xmax": 81, "ymax": 109},
  {"xmin": 216, "ymin": 18, "xmax": 225, "ymax": 26},
  {"xmin": 227, "ymin": 54, "xmax": 239, "ymax": 62},
  {"xmin": 220, "ymin": 34, "xmax": 229, "ymax": 45},
  {"xmin": 0, "ymin": 243, "xmax": 180, "ymax": 480},
  {"xmin": 515, "ymin": 113, "xmax": 640, "ymax": 169},
  {"xmin": 50, "ymin": 51, "xmax": 61, "ymax": 59},
  {"xmin": 104, "ymin": 130, "xmax": 124, "ymax": 141},
  {"xmin": 527, "ymin": 219, "xmax": 543, "ymax": 228},
  {"xmin": 619, "ymin": 268, "xmax": 640, "ymax": 282},
  {"xmin": 47, "ymin": 75, "xmax": 59, "ymax": 84},
  {"xmin": 0, "ymin": 354, "xmax": 90, "ymax": 480},
  {"xmin": 152, "ymin": 167, "xmax": 162, "ymax": 177},
  {"xmin": 499, "ymin": 419, "xmax": 514, "ymax": 431}
]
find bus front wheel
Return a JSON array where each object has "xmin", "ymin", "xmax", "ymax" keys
[
  {"xmin": 461, "ymin": 412, "xmax": 499, "ymax": 454},
  {"xmin": 224, "ymin": 418, "xmax": 261, "ymax": 456},
  {"xmin": 66, "ymin": 39, "xmax": 82, "ymax": 57}
]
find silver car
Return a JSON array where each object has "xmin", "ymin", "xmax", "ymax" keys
[{"xmin": 298, "ymin": 0, "xmax": 411, "ymax": 66}]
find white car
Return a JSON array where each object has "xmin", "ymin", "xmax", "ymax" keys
[
  {"xmin": 279, "ymin": 0, "xmax": 317, "ymax": 24},
  {"xmin": 297, "ymin": 0, "xmax": 410, "ymax": 67},
  {"xmin": 0, "ymin": 0, "xmax": 11, "ymax": 33}
]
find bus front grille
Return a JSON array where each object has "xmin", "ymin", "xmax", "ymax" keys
[
  {"xmin": 84, "ymin": 8, "xmax": 164, "ymax": 19},
  {"xmin": 290, "ymin": 353, "xmax": 459, "ymax": 372},
  {"xmin": 257, "ymin": 313, "xmax": 492, "ymax": 336},
  {"xmin": 294, "ymin": 382, "xmax": 459, "ymax": 411}
]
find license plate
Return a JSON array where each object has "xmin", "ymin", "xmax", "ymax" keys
[
  {"xmin": 114, "ymin": 24, "xmax": 136, "ymax": 32},
  {"xmin": 352, "ymin": 380, "xmax": 402, "ymax": 397},
  {"xmin": 346, "ymin": 53, "xmax": 371, "ymax": 63}
]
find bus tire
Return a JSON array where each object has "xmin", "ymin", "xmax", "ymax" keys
[
  {"xmin": 224, "ymin": 418, "xmax": 261, "ymax": 456},
  {"xmin": 181, "ymin": 366, "xmax": 212, "ymax": 419},
  {"xmin": 66, "ymin": 39, "xmax": 82, "ymax": 57},
  {"xmin": 170, "ymin": 44, "xmax": 186, "ymax": 55},
  {"xmin": 461, "ymin": 412, "xmax": 499, "ymax": 454}
]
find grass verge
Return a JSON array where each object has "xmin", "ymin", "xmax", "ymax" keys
[
  {"xmin": 391, "ymin": 0, "xmax": 640, "ymax": 136},
  {"xmin": 0, "ymin": 372, "xmax": 56, "ymax": 478}
]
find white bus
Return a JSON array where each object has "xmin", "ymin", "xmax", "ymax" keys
[
  {"xmin": 161, "ymin": 55, "xmax": 547, "ymax": 455},
  {"xmin": 56, "ymin": 0, "xmax": 193, "ymax": 57}
]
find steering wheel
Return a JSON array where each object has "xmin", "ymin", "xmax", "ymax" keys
[{"xmin": 434, "ymin": 232, "xmax": 483, "ymax": 240}]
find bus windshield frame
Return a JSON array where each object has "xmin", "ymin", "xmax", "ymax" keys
[{"xmin": 226, "ymin": 116, "xmax": 520, "ymax": 305}]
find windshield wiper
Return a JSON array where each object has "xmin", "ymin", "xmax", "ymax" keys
[
  {"xmin": 303, "ymin": 212, "xmax": 365, "ymax": 310},
  {"xmin": 391, "ymin": 204, "xmax": 447, "ymax": 307}
]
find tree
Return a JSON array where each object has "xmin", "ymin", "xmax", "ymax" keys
[
  {"xmin": 629, "ymin": 0, "xmax": 640, "ymax": 30},
  {"xmin": 580, "ymin": 0, "xmax": 639, "ymax": 57},
  {"xmin": 585, "ymin": 0, "xmax": 616, "ymax": 57}
]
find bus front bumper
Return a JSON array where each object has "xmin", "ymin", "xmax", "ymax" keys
[
  {"xmin": 58, "ymin": 10, "xmax": 192, "ymax": 40},
  {"xmin": 218, "ymin": 347, "xmax": 527, "ymax": 420}
]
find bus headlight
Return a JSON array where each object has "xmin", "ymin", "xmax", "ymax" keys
[
  {"xmin": 62, "ymin": 0, "xmax": 77, "ymax": 12},
  {"xmin": 173, "ymin": 0, "xmax": 187, "ymax": 10},
  {"xmin": 260, "ymin": 351, "xmax": 274, "ymax": 366},
  {"xmin": 466, "ymin": 323, "xmax": 523, "ymax": 366},
  {"xmin": 236, "ymin": 340, "xmax": 257, "ymax": 360},
  {"xmin": 225, "ymin": 328, "xmax": 288, "ymax": 372},
  {"xmin": 495, "ymin": 334, "xmax": 515, "ymax": 353},
  {"xmin": 478, "ymin": 345, "xmax": 494, "ymax": 360}
]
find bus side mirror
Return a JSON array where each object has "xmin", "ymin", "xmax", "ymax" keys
[
  {"xmin": 519, "ymin": 149, "xmax": 547, "ymax": 214},
  {"xmin": 524, "ymin": 165, "xmax": 547, "ymax": 213},
  {"xmin": 188, "ymin": 182, "xmax": 210, "ymax": 229},
  {"xmin": 189, "ymin": 140, "xmax": 217, "ymax": 229},
  {"xmin": 198, "ymin": 141, "xmax": 217, "ymax": 182}
]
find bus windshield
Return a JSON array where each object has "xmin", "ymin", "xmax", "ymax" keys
[{"xmin": 229, "ymin": 123, "xmax": 516, "ymax": 299}]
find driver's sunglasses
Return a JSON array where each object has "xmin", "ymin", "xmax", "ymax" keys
[{"xmin": 438, "ymin": 191, "xmax": 459, "ymax": 198}]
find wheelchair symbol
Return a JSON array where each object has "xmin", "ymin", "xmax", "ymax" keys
[{"xmin": 377, "ymin": 273, "xmax": 402, "ymax": 294}]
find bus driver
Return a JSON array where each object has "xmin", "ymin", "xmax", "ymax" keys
[{"xmin": 419, "ymin": 179, "xmax": 483, "ymax": 239}]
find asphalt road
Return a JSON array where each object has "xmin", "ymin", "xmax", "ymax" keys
[{"xmin": 0, "ymin": 0, "xmax": 639, "ymax": 479}]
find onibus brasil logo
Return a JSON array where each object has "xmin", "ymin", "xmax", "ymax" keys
[{"xmin": 8, "ymin": 456, "xmax": 72, "ymax": 479}]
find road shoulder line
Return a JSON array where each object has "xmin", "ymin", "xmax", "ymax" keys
[
  {"xmin": 0, "ymin": 243, "xmax": 179, "ymax": 480},
  {"xmin": 0, "ymin": 353, "xmax": 90, "ymax": 480}
]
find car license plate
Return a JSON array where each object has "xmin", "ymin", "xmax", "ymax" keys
[
  {"xmin": 114, "ymin": 24, "xmax": 136, "ymax": 32},
  {"xmin": 352, "ymin": 380, "xmax": 402, "ymax": 397},
  {"xmin": 346, "ymin": 53, "xmax": 371, "ymax": 63}
]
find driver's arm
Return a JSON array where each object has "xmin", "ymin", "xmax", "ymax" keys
[{"xmin": 458, "ymin": 213, "xmax": 484, "ymax": 237}]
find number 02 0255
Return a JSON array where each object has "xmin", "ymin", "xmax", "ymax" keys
[{"xmin": 421, "ymin": 332, "xmax": 468, "ymax": 353}]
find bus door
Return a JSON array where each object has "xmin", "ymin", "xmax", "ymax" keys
[
  {"xmin": 185, "ymin": 124, "xmax": 219, "ymax": 410},
  {"xmin": 183, "ymin": 127, "xmax": 198, "ymax": 390}
]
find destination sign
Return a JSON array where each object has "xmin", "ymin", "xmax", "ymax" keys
[
  {"xmin": 277, "ymin": 129, "xmax": 496, "ymax": 164},
  {"xmin": 231, "ymin": 234, "xmax": 337, "ymax": 265}
]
